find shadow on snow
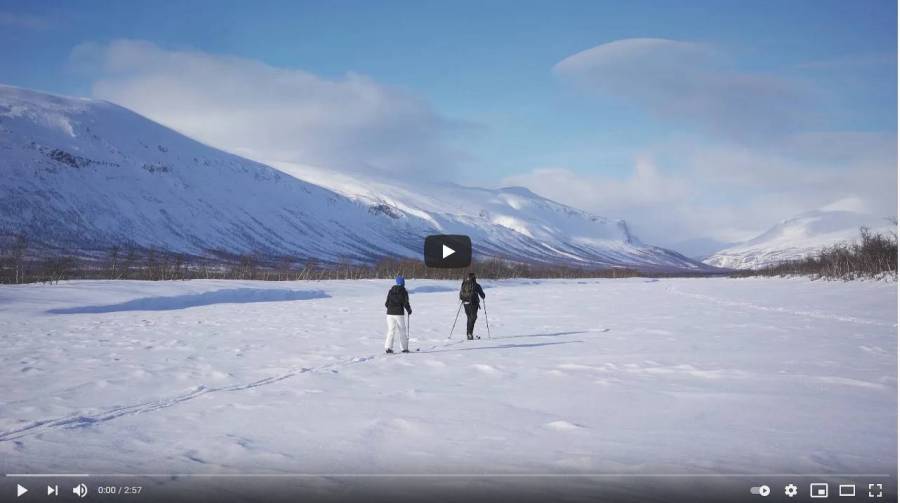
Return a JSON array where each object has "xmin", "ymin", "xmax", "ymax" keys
[
  {"xmin": 423, "ymin": 340, "xmax": 582, "ymax": 353},
  {"xmin": 407, "ymin": 285, "xmax": 457, "ymax": 294},
  {"xmin": 47, "ymin": 288, "xmax": 330, "ymax": 314},
  {"xmin": 492, "ymin": 330, "xmax": 588, "ymax": 340}
]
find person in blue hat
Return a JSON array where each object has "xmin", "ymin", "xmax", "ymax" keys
[{"xmin": 384, "ymin": 275, "xmax": 412, "ymax": 353}]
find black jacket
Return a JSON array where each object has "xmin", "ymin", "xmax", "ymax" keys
[
  {"xmin": 462, "ymin": 280, "xmax": 486, "ymax": 307},
  {"xmin": 385, "ymin": 285, "xmax": 412, "ymax": 315}
]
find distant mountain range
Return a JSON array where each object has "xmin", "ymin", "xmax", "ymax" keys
[
  {"xmin": 0, "ymin": 85, "xmax": 711, "ymax": 272},
  {"xmin": 703, "ymin": 210, "xmax": 897, "ymax": 270}
]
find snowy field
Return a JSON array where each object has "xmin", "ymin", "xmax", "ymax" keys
[{"xmin": 1, "ymin": 277, "xmax": 896, "ymax": 500}]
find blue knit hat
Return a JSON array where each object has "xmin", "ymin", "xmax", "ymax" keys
[{"xmin": 395, "ymin": 275, "xmax": 405, "ymax": 286}]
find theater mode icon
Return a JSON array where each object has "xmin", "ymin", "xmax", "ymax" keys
[
  {"xmin": 838, "ymin": 484, "xmax": 855, "ymax": 497},
  {"xmin": 424, "ymin": 235, "xmax": 472, "ymax": 268}
]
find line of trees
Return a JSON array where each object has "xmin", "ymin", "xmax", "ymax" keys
[
  {"xmin": 0, "ymin": 236, "xmax": 643, "ymax": 284},
  {"xmin": 5, "ymin": 227, "xmax": 893, "ymax": 285},
  {"xmin": 372, "ymin": 258, "xmax": 641, "ymax": 280},
  {"xmin": 733, "ymin": 227, "xmax": 898, "ymax": 280}
]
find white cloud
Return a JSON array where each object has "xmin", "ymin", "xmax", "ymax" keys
[
  {"xmin": 520, "ymin": 38, "xmax": 898, "ymax": 251},
  {"xmin": 504, "ymin": 131, "xmax": 897, "ymax": 248},
  {"xmin": 554, "ymin": 38, "xmax": 815, "ymax": 141},
  {"xmin": 505, "ymin": 157, "xmax": 688, "ymax": 210},
  {"xmin": 70, "ymin": 40, "xmax": 468, "ymax": 178},
  {"xmin": 503, "ymin": 158, "xmax": 768, "ymax": 245},
  {"xmin": 821, "ymin": 196, "xmax": 868, "ymax": 213},
  {"xmin": 684, "ymin": 132, "xmax": 898, "ymax": 215}
]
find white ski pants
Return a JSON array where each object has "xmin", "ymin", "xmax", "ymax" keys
[{"xmin": 384, "ymin": 314, "xmax": 408, "ymax": 351}]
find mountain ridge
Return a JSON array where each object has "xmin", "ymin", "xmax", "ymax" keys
[
  {"xmin": 703, "ymin": 209, "xmax": 897, "ymax": 270},
  {"xmin": 0, "ymin": 84, "xmax": 712, "ymax": 272}
]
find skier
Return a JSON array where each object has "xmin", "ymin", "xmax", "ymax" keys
[
  {"xmin": 384, "ymin": 275, "xmax": 412, "ymax": 354},
  {"xmin": 459, "ymin": 272, "xmax": 486, "ymax": 340}
]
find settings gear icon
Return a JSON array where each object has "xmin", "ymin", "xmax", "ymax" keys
[{"xmin": 784, "ymin": 484, "xmax": 798, "ymax": 498}]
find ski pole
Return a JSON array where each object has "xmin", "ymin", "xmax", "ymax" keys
[
  {"xmin": 448, "ymin": 301, "xmax": 463, "ymax": 339},
  {"xmin": 483, "ymin": 298, "xmax": 491, "ymax": 339}
]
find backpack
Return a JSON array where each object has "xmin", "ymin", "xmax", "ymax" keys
[
  {"xmin": 459, "ymin": 279, "xmax": 475, "ymax": 302},
  {"xmin": 387, "ymin": 285, "xmax": 405, "ymax": 307}
]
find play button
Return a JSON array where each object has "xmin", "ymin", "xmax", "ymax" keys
[
  {"xmin": 17, "ymin": 484, "xmax": 28, "ymax": 497},
  {"xmin": 442, "ymin": 244, "xmax": 455, "ymax": 259},
  {"xmin": 424, "ymin": 235, "xmax": 471, "ymax": 268}
]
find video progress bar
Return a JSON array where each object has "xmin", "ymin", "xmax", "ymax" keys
[{"xmin": 7, "ymin": 473, "xmax": 894, "ymax": 478}]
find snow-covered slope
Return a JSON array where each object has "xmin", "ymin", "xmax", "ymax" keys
[
  {"xmin": 270, "ymin": 162, "xmax": 707, "ymax": 270},
  {"xmin": 0, "ymin": 85, "xmax": 421, "ymax": 262},
  {"xmin": 704, "ymin": 210, "xmax": 897, "ymax": 270},
  {"xmin": 0, "ymin": 85, "xmax": 707, "ymax": 271},
  {"xmin": 2, "ymin": 278, "xmax": 896, "ymax": 498}
]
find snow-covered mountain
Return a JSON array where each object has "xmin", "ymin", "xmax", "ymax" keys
[
  {"xmin": 267, "ymin": 161, "xmax": 708, "ymax": 270},
  {"xmin": 704, "ymin": 210, "xmax": 897, "ymax": 270},
  {"xmin": 0, "ymin": 85, "xmax": 708, "ymax": 271}
]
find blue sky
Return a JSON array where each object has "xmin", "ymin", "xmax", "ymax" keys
[{"xmin": 0, "ymin": 0, "xmax": 896, "ymax": 251}]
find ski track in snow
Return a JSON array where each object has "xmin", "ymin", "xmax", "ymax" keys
[
  {"xmin": 0, "ymin": 339, "xmax": 466, "ymax": 443},
  {"xmin": 666, "ymin": 284, "xmax": 897, "ymax": 328}
]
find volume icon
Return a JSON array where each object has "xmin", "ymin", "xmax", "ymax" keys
[{"xmin": 72, "ymin": 483, "xmax": 88, "ymax": 498}]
